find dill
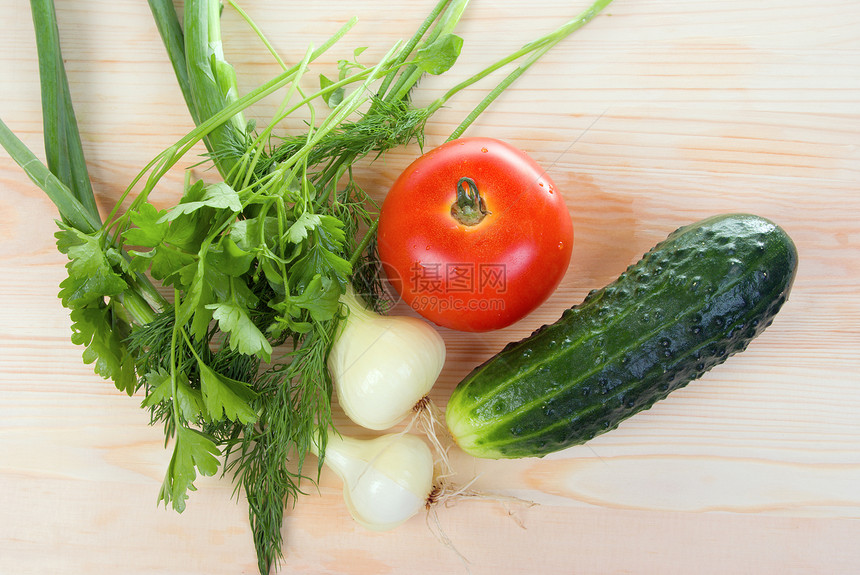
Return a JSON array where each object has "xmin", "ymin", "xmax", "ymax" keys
[{"xmin": 259, "ymin": 99, "xmax": 430, "ymax": 176}]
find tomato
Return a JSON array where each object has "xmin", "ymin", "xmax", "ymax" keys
[{"xmin": 377, "ymin": 137, "xmax": 573, "ymax": 332}]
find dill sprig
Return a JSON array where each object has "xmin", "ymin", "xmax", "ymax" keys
[
  {"xmin": 223, "ymin": 318, "xmax": 339, "ymax": 574},
  {"xmin": 259, "ymin": 98, "xmax": 430, "ymax": 176}
]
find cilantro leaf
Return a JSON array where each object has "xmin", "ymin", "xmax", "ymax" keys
[
  {"xmin": 198, "ymin": 360, "xmax": 258, "ymax": 424},
  {"xmin": 158, "ymin": 425, "xmax": 221, "ymax": 513}
]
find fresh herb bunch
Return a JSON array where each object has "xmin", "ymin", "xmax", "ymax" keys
[{"xmin": 0, "ymin": 0, "xmax": 613, "ymax": 572}]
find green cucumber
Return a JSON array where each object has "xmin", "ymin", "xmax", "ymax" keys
[{"xmin": 445, "ymin": 213, "xmax": 798, "ymax": 459}]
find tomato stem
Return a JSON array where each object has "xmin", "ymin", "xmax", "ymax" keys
[{"xmin": 451, "ymin": 176, "xmax": 489, "ymax": 226}]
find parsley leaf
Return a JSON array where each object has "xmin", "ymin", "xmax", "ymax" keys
[
  {"xmin": 230, "ymin": 216, "xmax": 279, "ymax": 252},
  {"xmin": 291, "ymin": 274, "xmax": 341, "ymax": 322},
  {"xmin": 174, "ymin": 374, "xmax": 206, "ymax": 422},
  {"xmin": 142, "ymin": 369, "xmax": 205, "ymax": 423},
  {"xmin": 141, "ymin": 369, "xmax": 173, "ymax": 408},
  {"xmin": 313, "ymin": 214, "xmax": 347, "ymax": 252},
  {"xmin": 417, "ymin": 33, "xmax": 464, "ymax": 75},
  {"xmin": 123, "ymin": 202, "xmax": 169, "ymax": 247},
  {"xmin": 198, "ymin": 360, "xmax": 258, "ymax": 424},
  {"xmin": 319, "ymin": 74, "xmax": 345, "ymax": 108},
  {"xmin": 207, "ymin": 301, "xmax": 273, "ymax": 361},
  {"xmin": 55, "ymin": 224, "xmax": 128, "ymax": 308},
  {"xmin": 177, "ymin": 236, "xmax": 250, "ymax": 333},
  {"xmin": 131, "ymin": 244, "xmax": 196, "ymax": 287},
  {"xmin": 69, "ymin": 304, "xmax": 136, "ymax": 395},
  {"xmin": 268, "ymin": 275, "xmax": 341, "ymax": 338},
  {"xmin": 207, "ymin": 237, "xmax": 254, "ymax": 277},
  {"xmin": 285, "ymin": 211, "xmax": 321, "ymax": 244},
  {"xmin": 160, "ymin": 182, "xmax": 242, "ymax": 222},
  {"xmin": 290, "ymin": 244, "xmax": 351, "ymax": 292},
  {"xmin": 158, "ymin": 425, "xmax": 221, "ymax": 513}
]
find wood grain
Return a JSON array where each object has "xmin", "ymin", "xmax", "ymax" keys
[{"xmin": 1, "ymin": 1, "xmax": 859, "ymax": 574}]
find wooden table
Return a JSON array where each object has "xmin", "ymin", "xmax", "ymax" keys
[{"xmin": 1, "ymin": 1, "xmax": 858, "ymax": 573}]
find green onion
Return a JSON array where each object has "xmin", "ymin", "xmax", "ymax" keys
[{"xmin": 29, "ymin": 0, "xmax": 100, "ymax": 223}]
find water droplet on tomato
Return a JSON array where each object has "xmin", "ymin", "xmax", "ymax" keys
[
  {"xmin": 538, "ymin": 182, "xmax": 544, "ymax": 187},
  {"xmin": 558, "ymin": 241, "xmax": 564, "ymax": 250},
  {"xmin": 425, "ymin": 245, "xmax": 431, "ymax": 250},
  {"xmin": 481, "ymin": 147, "xmax": 488, "ymax": 153}
]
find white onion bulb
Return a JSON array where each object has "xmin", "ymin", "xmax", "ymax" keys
[
  {"xmin": 319, "ymin": 431, "xmax": 435, "ymax": 531},
  {"xmin": 328, "ymin": 288, "xmax": 446, "ymax": 430}
]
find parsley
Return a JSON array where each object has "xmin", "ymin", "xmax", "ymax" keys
[
  {"xmin": 158, "ymin": 424, "xmax": 221, "ymax": 513},
  {"xmin": 56, "ymin": 224, "xmax": 128, "ymax": 308},
  {"xmin": 69, "ymin": 305, "xmax": 135, "ymax": 395},
  {"xmin": 208, "ymin": 300, "xmax": 273, "ymax": 361},
  {"xmin": 198, "ymin": 361, "xmax": 259, "ymax": 425}
]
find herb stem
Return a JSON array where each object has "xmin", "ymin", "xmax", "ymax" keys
[
  {"xmin": 348, "ymin": 218, "xmax": 379, "ymax": 268},
  {"xmin": 385, "ymin": 0, "xmax": 470, "ymax": 104},
  {"xmin": 429, "ymin": 0, "xmax": 614, "ymax": 139},
  {"xmin": 375, "ymin": 0, "xmax": 453, "ymax": 103},
  {"xmin": 269, "ymin": 43, "xmax": 405, "ymax": 178},
  {"xmin": 240, "ymin": 45, "xmax": 315, "ymax": 191},
  {"xmin": 226, "ymin": 0, "xmax": 288, "ymax": 71}
]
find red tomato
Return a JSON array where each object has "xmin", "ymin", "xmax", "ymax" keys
[{"xmin": 377, "ymin": 137, "xmax": 573, "ymax": 332}]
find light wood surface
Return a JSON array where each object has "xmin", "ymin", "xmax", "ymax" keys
[{"xmin": 2, "ymin": 1, "xmax": 859, "ymax": 574}]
